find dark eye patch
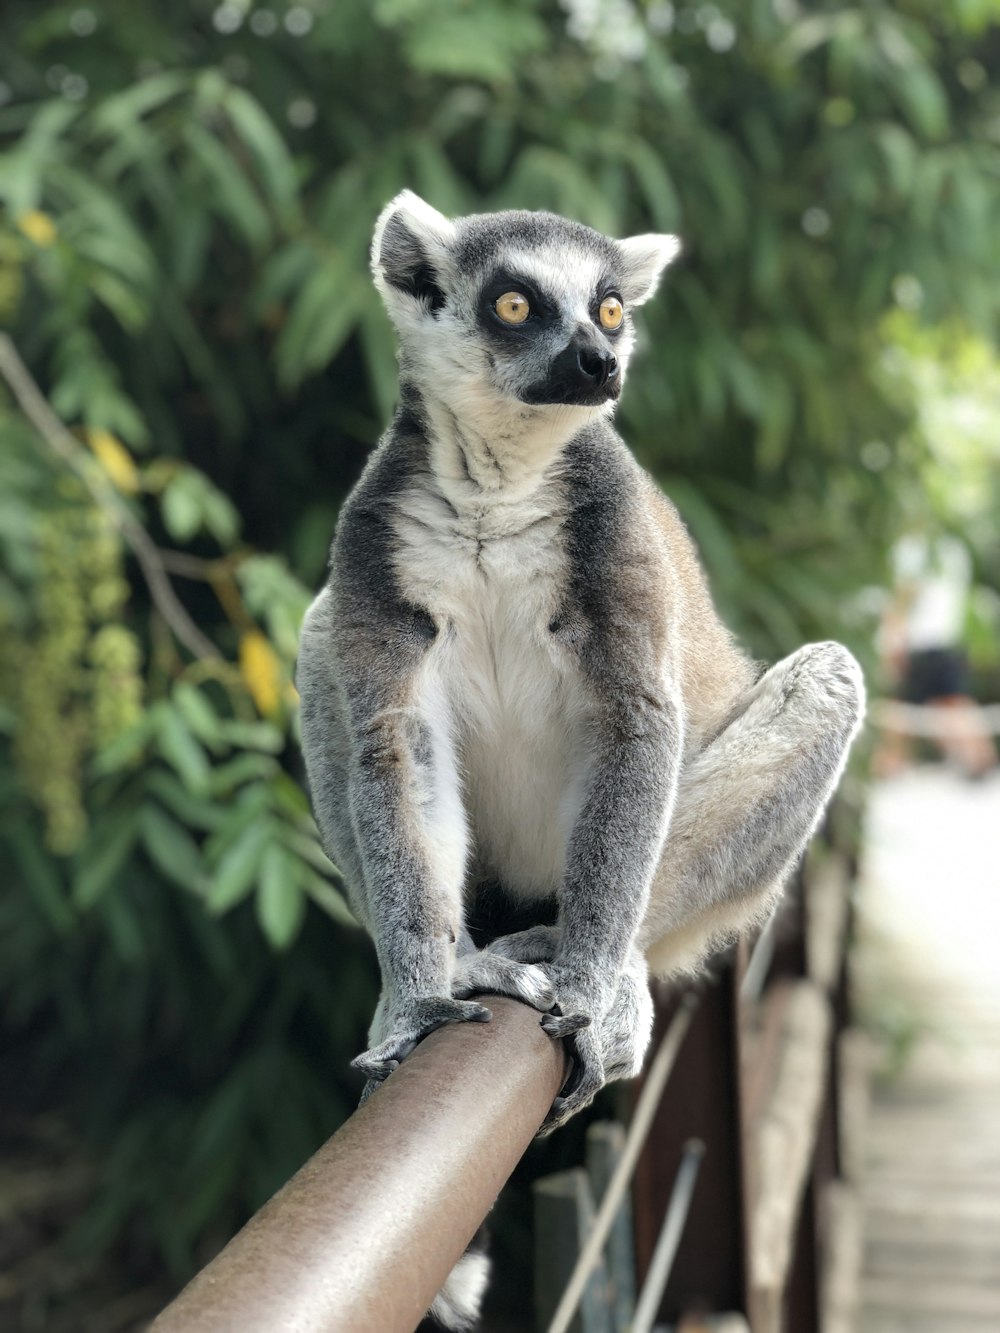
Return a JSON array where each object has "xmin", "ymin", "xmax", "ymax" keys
[
  {"xmin": 479, "ymin": 269, "xmax": 555, "ymax": 329},
  {"xmin": 590, "ymin": 273, "xmax": 626, "ymax": 333}
]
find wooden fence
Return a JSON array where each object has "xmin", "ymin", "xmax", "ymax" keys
[{"xmin": 532, "ymin": 840, "xmax": 857, "ymax": 1333}]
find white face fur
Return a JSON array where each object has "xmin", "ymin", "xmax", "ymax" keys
[{"xmin": 371, "ymin": 191, "xmax": 680, "ymax": 455}]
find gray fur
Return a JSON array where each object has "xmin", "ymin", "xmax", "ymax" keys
[{"xmin": 297, "ymin": 191, "xmax": 865, "ymax": 1148}]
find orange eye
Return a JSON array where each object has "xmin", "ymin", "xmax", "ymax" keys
[
  {"xmin": 495, "ymin": 291, "xmax": 531, "ymax": 324},
  {"xmin": 599, "ymin": 295, "xmax": 624, "ymax": 330}
]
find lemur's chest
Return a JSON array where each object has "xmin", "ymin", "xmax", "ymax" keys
[
  {"xmin": 390, "ymin": 481, "xmax": 591, "ymax": 895},
  {"xmin": 391, "ymin": 481, "xmax": 574, "ymax": 715}
]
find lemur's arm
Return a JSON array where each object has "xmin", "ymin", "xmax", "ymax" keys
[
  {"xmin": 298, "ymin": 483, "xmax": 489, "ymax": 1083},
  {"xmin": 539, "ymin": 445, "xmax": 684, "ymax": 1124},
  {"xmin": 552, "ymin": 675, "xmax": 681, "ymax": 1002}
]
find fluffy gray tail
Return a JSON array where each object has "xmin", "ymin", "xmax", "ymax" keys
[{"xmin": 427, "ymin": 1229, "xmax": 491, "ymax": 1331}]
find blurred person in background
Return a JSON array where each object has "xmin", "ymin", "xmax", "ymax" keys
[{"xmin": 875, "ymin": 527, "xmax": 997, "ymax": 779}]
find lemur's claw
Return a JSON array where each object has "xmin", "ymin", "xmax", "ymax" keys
[
  {"xmin": 352, "ymin": 996, "xmax": 492, "ymax": 1084},
  {"xmin": 539, "ymin": 1009, "xmax": 591, "ymax": 1040}
]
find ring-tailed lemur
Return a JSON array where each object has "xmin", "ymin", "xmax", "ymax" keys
[{"xmin": 297, "ymin": 192, "xmax": 865, "ymax": 1330}]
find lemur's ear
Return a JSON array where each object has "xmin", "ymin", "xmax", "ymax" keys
[
  {"xmin": 371, "ymin": 191, "xmax": 456, "ymax": 315},
  {"xmin": 617, "ymin": 233, "xmax": 682, "ymax": 306}
]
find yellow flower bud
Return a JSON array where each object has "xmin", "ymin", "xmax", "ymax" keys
[
  {"xmin": 17, "ymin": 210, "xmax": 58, "ymax": 248},
  {"xmin": 239, "ymin": 630, "xmax": 283, "ymax": 716},
  {"xmin": 86, "ymin": 428, "xmax": 141, "ymax": 494}
]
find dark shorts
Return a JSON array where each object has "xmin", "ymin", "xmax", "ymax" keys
[{"xmin": 903, "ymin": 648, "xmax": 968, "ymax": 703}]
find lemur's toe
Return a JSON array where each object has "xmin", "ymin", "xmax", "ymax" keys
[
  {"xmin": 351, "ymin": 1045, "xmax": 410, "ymax": 1081},
  {"xmin": 517, "ymin": 965, "xmax": 557, "ymax": 1009},
  {"xmin": 452, "ymin": 954, "xmax": 556, "ymax": 1010},
  {"xmin": 358, "ymin": 1075, "xmax": 389, "ymax": 1105},
  {"xmin": 540, "ymin": 1009, "xmax": 591, "ymax": 1040},
  {"xmin": 486, "ymin": 924, "xmax": 561, "ymax": 964}
]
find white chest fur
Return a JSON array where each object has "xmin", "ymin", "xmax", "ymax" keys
[{"xmin": 390, "ymin": 475, "xmax": 591, "ymax": 899}]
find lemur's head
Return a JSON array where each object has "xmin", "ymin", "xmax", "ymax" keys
[{"xmin": 371, "ymin": 192, "xmax": 680, "ymax": 430}]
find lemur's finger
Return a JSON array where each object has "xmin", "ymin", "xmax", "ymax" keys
[
  {"xmin": 358, "ymin": 1076, "xmax": 388, "ymax": 1105},
  {"xmin": 352, "ymin": 998, "xmax": 492, "ymax": 1081},
  {"xmin": 414, "ymin": 998, "xmax": 492, "ymax": 1030},
  {"xmin": 540, "ymin": 1010, "xmax": 591, "ymax": 1039},
  {"xmin": 351, "ymin": 1049, "xmax": 406, "ymax": 1080}
]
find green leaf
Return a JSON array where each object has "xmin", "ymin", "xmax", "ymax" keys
[
  {"xmin": 182, "ymin": 120, "xmax": 272, "ymax": 251},
  {"xmin": 212, "ymin": 721, "xmax": 285, "ymax": 756},
  {"xmin": 620, "ymin": 138, "xmax": 682, "ymax": 231},
  {"xmin": 9, "ymin": 825, "xmax": 74, "ymax": 932},
  {"xmin": 90, "ymin": 71, "xmax": 190, "ymax": 134},
  {"xmin": 281, "ymin": 824, "xmax": 339, "ymax": 876},
  {"xmin": 205, "ymin": 752, "xmax": 281, "ymax": 798},
  {"xmin": 73, "ymin": 813, "xmax": 140, "ymax": 909},
  {"xmin": 299, "ymin": 867, "xmax": 356, "ymax": 927},
  {"xmin": 206, "ymin": 817, "xmax": 272, "ymax": 913},
  {"xmin": 161, "ymin": 472, "xmax": 204, "ymax": 544},
  {"xmin": 275, "ymin": 256, "xmax": 368, "ymax": 388},
  {"xmin": 156, "ymin": 710, "xmax": 212, "ymax": 794},
  {"xmin": 172, "ymin": 683, "xmax": 223, "ymax": 746},
  {"xmin": 201, "ymin": 487, "xmax": 240, "ymax": 546},
  {"xmin": 222, "ymin": 85, "xmax": 301, "ymax": 226},
  {"xmin": 91, "ymin": 713, "xmax": 155, "ymax": 776},
  {"xmin": 143, "ymin": 770, "xmax": 229, "ymax": 833},
  {"xmin": 140, "ymin": 805, "xmax": 206, "ymax": 892},
  {"xmin": 403, "ymin": 10, "xmax": 547, "ymax": 83},
  {"xmin": 255, "ymin": 843, "xmax": 306, "ymax": 949}
]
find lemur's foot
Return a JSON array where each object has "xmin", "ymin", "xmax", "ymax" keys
[
  {"xmin": 452, "ymin": 948, "xmax": 556, "ymax": 1011},
  {"xmin": 485, "ymin": 924, "xmax": 561, "ymax": 965},
  {"xmin": 352, "ymin": 996, "xmax": 491, "ymax": 1082}
]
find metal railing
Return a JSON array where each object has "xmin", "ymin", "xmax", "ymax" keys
[
  {"xmin": 152, "ymin": 996, "xmax": 566, "ymax": 1332},
  {"xmin": 153, "ymin": 837, "xmax": 857, "ymax": 1333}
]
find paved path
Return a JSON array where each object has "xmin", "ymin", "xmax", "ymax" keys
[{"xmin": 855, "ymin": 767, "xmax": 1000, "ymax": 1333}]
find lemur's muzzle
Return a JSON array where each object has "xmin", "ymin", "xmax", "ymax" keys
[{"xmin": 522, "ymin": 331, "xmax": 621, "ymax": 406}]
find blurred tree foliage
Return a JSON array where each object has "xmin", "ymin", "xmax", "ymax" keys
[{"xmin": 1, "ymin": 0, "xmax": 999, "ymax": 1314}]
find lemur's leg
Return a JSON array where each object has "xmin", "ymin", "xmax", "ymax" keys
[{"xmin": 639, "ymin": 641, "xmax": 864, "ymax": 977}]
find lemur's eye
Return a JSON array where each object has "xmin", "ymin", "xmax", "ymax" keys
[
  {"xmin": 495, "ymin": 291, "xmax": 531, "ymax": 325},
  {"xmin": 599, "ymin": 295, "xmax": 624, "ymax": 330}
]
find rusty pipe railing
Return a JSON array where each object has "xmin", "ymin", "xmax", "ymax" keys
[{"xmin": 151, "ymin": 996, "xmax": 567, "ymax": 1333}]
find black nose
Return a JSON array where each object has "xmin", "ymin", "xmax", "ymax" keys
[{"xmin": 577, "ymin": 346, "xmax": 619, "ymax": 387}]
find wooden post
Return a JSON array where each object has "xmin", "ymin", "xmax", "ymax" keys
[
  {"xmin": 632, "ymin": 961, "xmax": 750, "ymax": 1323},
  {"xmin": 534, "ymin": 1170, "xmax": 613, "ymax": 1333},
  {"xmin": 585, "ymin": 1122, "xmax": 636, "ymax": 1333}
]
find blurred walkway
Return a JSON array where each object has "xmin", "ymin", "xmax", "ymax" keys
[{"xmin": 855, "ymin": 766, "xmax": 1000, "ymax": 1333}]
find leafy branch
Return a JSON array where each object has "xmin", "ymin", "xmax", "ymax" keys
[{"xmin": 0, "ymin": 332, "xmax": 220, "ymax": 662}]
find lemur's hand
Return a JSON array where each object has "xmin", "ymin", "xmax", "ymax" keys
[
  {"xmin": 351, "ymin": 995, "xmax": 492, "ymax": 1083},
  {"xmin": 538, "ymin": 953, "xmax": 655, "ymax": 1131},
  {"xmin": 535, "ymin": 964, "xmax": 617, "ymax": 1132},
  {"xmin": 538, "ymin": 1018, "xmax": 604, "ymax": 1132}
]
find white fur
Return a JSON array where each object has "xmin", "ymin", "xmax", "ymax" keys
[
  {"xmin": 617, "ymin": 232, "xmax": 682, "ymax": 304},
  {"xmin": 391, "ymin": 466, "xmax": 593, "ymax": 902},
  {"xmin": 371, "ymin": 190, "xmax": 456, "ymax": 287},
  {"xmin": 429, "ymin": 1249, "xmax": 491, "ymax": 1331}
]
